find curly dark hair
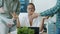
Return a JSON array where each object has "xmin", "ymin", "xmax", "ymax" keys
[{"xmin": 27, "ymin": 3, "xmax": 35, "ymax": 10}]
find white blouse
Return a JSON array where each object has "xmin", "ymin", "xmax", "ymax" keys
[{"xmin": 19, "ymin": 13, "xmax": 43, "ymax": 27}]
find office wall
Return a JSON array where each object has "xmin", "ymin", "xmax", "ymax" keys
[{"xmin": 32, "ymin": 0, "xmax": 57, "ymax": 13}]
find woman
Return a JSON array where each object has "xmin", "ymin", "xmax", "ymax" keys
[{"xmin": 19, "ymin": 3, "xmax": 48, "ymax": 32}]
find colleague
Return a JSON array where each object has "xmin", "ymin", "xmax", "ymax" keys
[
  {"xmin": 31, "ymin": 0, "xmax": 60, "ymax": 34},
  {"xmin": 0, "ymin": 0, "xmax": 20, "ymax": 34}
]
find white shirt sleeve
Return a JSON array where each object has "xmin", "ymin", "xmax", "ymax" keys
[{"xmin": 19, "ymin": 13, "xmax": 27, "ymax": 27}]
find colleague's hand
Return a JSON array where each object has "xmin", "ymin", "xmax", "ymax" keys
[
  {"xmin": 7, "ymin": 23, "xmax": 13, "ymax": 28},
  {"xmin": 0, "ymin": 7, "xmax": 4, "ymax": 13},
  {"xmin": 11, "ymin": 12, "xmax": 18, "ymax": 20},
  {"xmin": 42, "ymin": 16, "xmax": 49, "ymax": 19}
]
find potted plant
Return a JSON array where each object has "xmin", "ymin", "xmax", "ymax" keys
[{"xmin": 17, "ymin": 27, "xmax": 35, "ymax": 34}]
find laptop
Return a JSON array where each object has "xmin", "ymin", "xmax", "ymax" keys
[{"xmin": 28, "ymin": 27, "xmax": 39, "ymax": 34}]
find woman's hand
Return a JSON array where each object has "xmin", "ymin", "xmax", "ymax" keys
[
  {"xmin": 31, "ymin": 13, "xmax": 39, "ymax": 19},
  {"xmin": 10, "ymin": 12, "xmax": 20, "ymax": 28},
  {"xmin": 11, "ymin": 12, "xmax": 18, "ymax": 20}
]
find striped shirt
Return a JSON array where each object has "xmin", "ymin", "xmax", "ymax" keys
[{"xmin": 40, "ymin": 0, "xmax": 60, "ymax": 28}]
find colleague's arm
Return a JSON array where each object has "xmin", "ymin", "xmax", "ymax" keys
[
  {"xmin": 15, "ymin": 0, "xmax": 20, "ymax": 15},
  {"xmin": 40, "ymin": 16, "xmax": 49, "ymax": 32},
  {"xmin": 40, "ymin": 18, "xmax": 45, "ymax": 32},
  {"xmin": 0, "ymin": 0, "xmax": 3, "ymax": 8},
  {"xmin": 40, "ymin": 0, "xmax": 60, "ymax": 16}
]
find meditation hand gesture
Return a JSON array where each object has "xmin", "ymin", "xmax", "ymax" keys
[{"xmin": 11, "ymin": 12, "xmax": 18, "ymax": 20}]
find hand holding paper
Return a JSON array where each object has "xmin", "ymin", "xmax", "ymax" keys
[
  {"xmin": 6, "ymin": 19, "xmax": 14, "ymax": 28},
  {"xmin": 0, "ymin": 16, "xmax": 14, "ymax": 28}
]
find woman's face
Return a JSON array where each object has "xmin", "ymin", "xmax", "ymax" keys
[{"xmin": 27, "ymin": 5, "xmax": 35, "ymax": 15}]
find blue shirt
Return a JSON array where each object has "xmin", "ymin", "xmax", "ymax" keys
[{"xmin": 40, "ymin": 0, "xmax": 60, "ymax": 28}]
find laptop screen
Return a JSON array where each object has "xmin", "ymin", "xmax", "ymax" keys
[{"xmin": 28, "ymin": 27, "xmax": 39, "ymax": 34}]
